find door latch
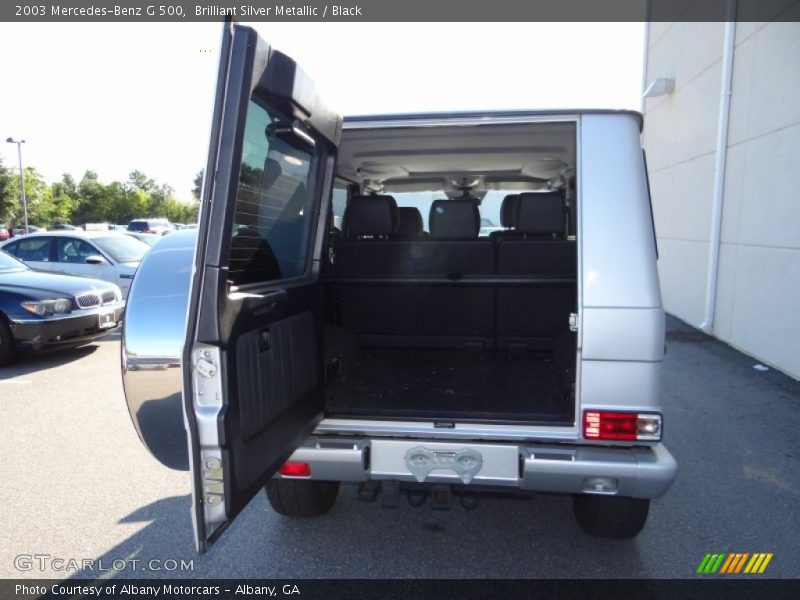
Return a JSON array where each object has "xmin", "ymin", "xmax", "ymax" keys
[
  {"xmin": 569, "ymin": 313, "xmax": 579, "ymax": 332},
  {"xmin": 195, "ymin": 356, "xmax": 217, "ymax": 378}
]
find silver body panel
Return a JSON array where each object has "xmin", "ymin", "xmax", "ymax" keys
[
  {"xmin": 121, "ymin": 111, "xmax": 675, "ymax": 498},
  {"xmin": 577, "ymin": 114, "xmax": 665, "ymax": 416}
]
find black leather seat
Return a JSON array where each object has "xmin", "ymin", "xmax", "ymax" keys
[
  {"xmin": 394, "ymin": 207, "xmax": 425, "ymax": 239},
  {"xmin": 344, "ymin": 195, "xmax": 398, "ymax": 239},
  {"xmin": 496, "ymin": 191, "xmax": 577, "ymax": 350},
  {"xmin": 331, "ymin": 195, "xmax": 494, "ymax": 349},
  {"xmin": 429, "ymin": 198, "xmax": 479, "ymax": 239},
  {"xmin": 489, "ymin": 193, "xmax": 520, "ymax": 242}
]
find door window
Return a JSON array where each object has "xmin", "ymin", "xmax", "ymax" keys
[
  {"xmin": 56, "ymin": 238, "xmax": 97, "ymax": 264},
  {"xmin": 227, "ymin": 101, "xmax": 317, "ymax": 287},
  {"xmin": 11, "ymin": 238, "xmax": 52, "ymax": 262}
]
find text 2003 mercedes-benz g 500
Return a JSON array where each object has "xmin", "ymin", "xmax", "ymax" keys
[{"xmin": 122, "ymin": 23, "xmax": 676, "ymax": 552}]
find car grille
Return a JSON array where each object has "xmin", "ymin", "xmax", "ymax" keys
[{"xmin": 76, "ymin": 290, "xmax": 118, "ymax": 308}]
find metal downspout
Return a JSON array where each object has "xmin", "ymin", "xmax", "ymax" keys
[{"xmin": 699, "ymin": 13, "xmax": 737, "ymax": 333}]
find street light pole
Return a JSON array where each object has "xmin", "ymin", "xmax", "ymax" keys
[{"xmin": 6, "ymin": 137, "xmax": 29, "ymax": 233}]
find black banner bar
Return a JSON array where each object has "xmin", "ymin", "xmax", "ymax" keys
[
  {"xmin": 3, "ymin": 0, "xmax": 800, "ymax": 22},
  {"xmin": 3, "ymin": 579, "xmax": 800, "ymax": 600}
]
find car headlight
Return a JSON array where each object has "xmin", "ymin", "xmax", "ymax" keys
[{"xmin": 21, "ymin": 298, "xmax": 72, "ymax": 316}]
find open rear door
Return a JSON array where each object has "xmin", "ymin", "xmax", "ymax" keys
[{"xmin": 183, "ymin": 22, "xmax": 342, "ymax": 552}]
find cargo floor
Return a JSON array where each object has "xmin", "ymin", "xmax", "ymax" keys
[{"xmin": 326, "ymin": 351, "xmax": 573, "ymax": 423}]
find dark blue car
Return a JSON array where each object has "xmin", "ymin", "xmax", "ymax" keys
[{"xmin": 0, "ymin": 250, "xmax": 125, "ymax": 364}]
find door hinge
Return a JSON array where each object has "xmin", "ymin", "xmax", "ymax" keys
[
  {"xmin": 569, "ymin": 313, "xmax": 579, "ymax": 332},
  {"xmin": 202, "ymin": 456, "xmax": 224, "ymax": 507}
]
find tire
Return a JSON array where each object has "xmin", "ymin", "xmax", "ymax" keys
[
  {"xmin": 265, "ymin": 479, "xmax": 340, "ymax": 517},
  {"xmin": 572, "ymin": 494, "xmax": 650, "ymax": 539},
  {"xmin": 0, "ymin": 317, "xmax": 13, "ymax": 366}
]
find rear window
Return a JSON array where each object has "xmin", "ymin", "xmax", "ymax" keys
[
  {"xmin": 227, "ymin": 100, "xmax": 318, "ymax": 287},
  {"xmin": 127, "ymin": 221, "xmax": 148, "ymax": 232},
  {"xmin": 8, "ymin": 238, "xmax": 52, "ymax": 262}
]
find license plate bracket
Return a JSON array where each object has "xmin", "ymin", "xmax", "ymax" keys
[{"xmin": 404, "ymin": 446, "xmax": 483, "ymax": 484}]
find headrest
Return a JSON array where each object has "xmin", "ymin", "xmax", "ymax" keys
[
  {"xmin": 395, "ymin": 207, "xmax": 424, "ymax": 237},
  {"xmin": 429, "ymin": 199, "xmax": 480, "ymax": 240},
  {"xmin": 499, "ymin": 194, "xmax": 520, "ymax": 228},
  {"xmin": 515, "ymin": 192, "xmax": 566, "ymax": 236},
  {"xmin": 346, "ymin": 195, "xmax": 398, "ymax": 238}
]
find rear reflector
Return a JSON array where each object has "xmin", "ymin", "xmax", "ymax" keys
[
  {"xmin": 279, "ymin": 461, "xmax": 311, "ymax": 477},
  {"xmin": 583, "ymin": 411, "xmax": 662, "ymax": 441}
]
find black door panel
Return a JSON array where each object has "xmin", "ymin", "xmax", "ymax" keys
[
  {"xmin": 183, "ymin": 22, "xmax": 341, "ymax": 551},
  {"xmin": 236, "ymin": 310, "xmax": 318, "ymax": 442}
]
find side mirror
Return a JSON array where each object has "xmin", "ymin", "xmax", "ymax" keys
[{"xmin": 85, "ymin": 255, "xmax": 108, "ymax": 265}]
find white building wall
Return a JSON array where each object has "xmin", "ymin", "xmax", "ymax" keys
[{"xmin": 643, "ymin": 19, "xmax": 800, "ymax": 378}]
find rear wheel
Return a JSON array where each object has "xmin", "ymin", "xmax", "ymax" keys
[
  {"xmin": 0, "ymin": 317, "xmax": 13, "ymax": 366},
  {"xmin": 265, "ymin": 479, "xmax": 340, "ymax": 517},
  {"xmin": 572, "ymin": 494, "xmax": 650, "ymax": 539}
]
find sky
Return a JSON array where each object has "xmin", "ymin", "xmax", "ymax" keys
[{"xmin": 0, "ymin": 22, "xmax": 645, "ymax": 201}]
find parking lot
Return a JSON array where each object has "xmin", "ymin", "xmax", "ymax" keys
[{"xmin": 1, "ymin": 316, "xmax": 799, "ymax": 579}]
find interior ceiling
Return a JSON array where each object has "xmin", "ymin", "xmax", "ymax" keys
[{"xmin": 337, "ymin": 122, "xmax": 576, "ymax": 194}]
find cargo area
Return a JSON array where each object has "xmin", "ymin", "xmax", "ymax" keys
[
  {"xmin": 321, "ymin": 120, "xmax": 579, "ymax": 425},
  {"xmin": 326, "ymin": 347, "xmax": 574, "ymax": 423}
]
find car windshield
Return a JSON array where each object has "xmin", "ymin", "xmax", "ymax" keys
[
  {"xmin": 0, "ymin": 250, "xmax": 28, "ymax": 272},
  {"xmin": 93, "ymin": 236, "xmax": 150, "ymax": 263}
]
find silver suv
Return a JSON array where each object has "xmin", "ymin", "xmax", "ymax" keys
[{"xmin": 122, "ymin": 23, "xmax": 676, "ymax": 553}]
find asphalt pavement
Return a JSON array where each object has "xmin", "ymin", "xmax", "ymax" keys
[{"xmin": 1, "ymin": 317, "xmax": 798, "ymax": 579}]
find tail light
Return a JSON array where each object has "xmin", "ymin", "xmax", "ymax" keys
[
  {"xmin": 279, "ymin": 460, "xmax": 311, "ymax": 477},
  {"xmin": 583, "ymin": 411, "xmax": 662, "ymax": 441}
]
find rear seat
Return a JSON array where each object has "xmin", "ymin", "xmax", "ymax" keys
[
  {"xmin": 331, "ymin": 195, "xmax": 494, "ymax": 349},
  {"xmin": 496, "ymin": 191, "xmax": 577, "ymax": 350},
  {"xmin": 394, "ymin": 207, "xmax": 425, "ymax": 239},
  {"xmin": 489, "ymin": 193, "xmax": 520, "ymax": 241}
]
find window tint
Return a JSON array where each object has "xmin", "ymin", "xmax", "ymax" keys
[
  {"xmin": 228, "ymin": 101, "xmax": 317, "ymax": 287},
  {"xmin": 56, "ymin": 238, "xmax": 97, "ymax": 264},
  {"xmin": 12, "ymin": 238, "xmax": 52, "ymax": 262}
]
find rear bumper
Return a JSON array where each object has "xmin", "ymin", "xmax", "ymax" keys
[
  {"xmin": 10, "ymin": 302, "xmax": 125, "ymax": 351},
  {"xmin": 279, "ymin": 437, "xmax": 677, "ymax": 499}
]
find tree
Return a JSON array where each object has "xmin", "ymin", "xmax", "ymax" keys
[
  {"xmin": 0, "ymin": 159, "xmax": 16, "ymax": 225},
  {"xmin": 6, "ymin": 166, "xmax": 49, "ymax": 228},
  {"xmin": 1, "ymin": 165, "xmax": 199, "ymax": 228},
  {"xmin": 125, "ymin": 170, "xmax": 156, "ymax": 194},
  {"xmin": 192, "ymin": 169, "xmax": 204, "ymax": 201}
]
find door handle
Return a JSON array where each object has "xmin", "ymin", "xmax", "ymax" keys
[{"xmin": 230, "ymin": 289, "xmax": 288, "ymax": 314}]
